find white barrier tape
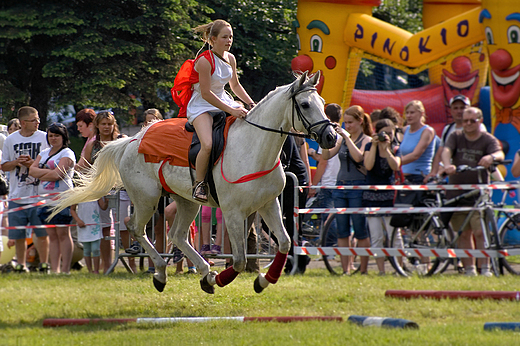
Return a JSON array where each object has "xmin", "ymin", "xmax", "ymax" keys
[
  {"xmin": 0, "ymin": 222, "xmax": 118, "ymax": 230},
  {"xmin": 307, "ymin": 183, "xmax": 520, "ymax": 191},
  {"xmin": 0, "ymin": 199, "xmax": 49, "ymax": 215},
  {"xmin": 298, "ymin": 206, "xmax": 481, "ymax": 215},
  {"xmin": 493, "ymin": 208, "xmax": 520, "ymax": 213},
  {"xmin": 295, "ymin": 246, "xmax": 520, "ymax": 258},
  {"xmin": 0, "ymin": 192, "xmax": 60, "ymax": 203}
]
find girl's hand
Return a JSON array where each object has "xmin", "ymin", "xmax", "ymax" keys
[
  {"xmin": 230, "ymin": 106, "xmax": 248, "ymax": 119},
  {"xmin": 337, "ymin": 127, "xmax": 350, "ymax": 139},
  {"xmin": 77, "ymin": 220, "xmax": 86, "ymax": 228}
]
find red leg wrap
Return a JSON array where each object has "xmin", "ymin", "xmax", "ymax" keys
[
  {"xmin": 215, "ymin": 266, "xmax": 240, "ymax": 287},
  {"xmin": 265, "ymin": 251, "xmax": 287, "ymax": 284}
]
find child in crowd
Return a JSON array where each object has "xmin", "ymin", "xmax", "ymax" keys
[{"xmin": 71, "ymin": 197, "xmax": 108, "ymax": 274}]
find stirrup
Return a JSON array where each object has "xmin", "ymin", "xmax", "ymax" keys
[{"xmin": 192, "ymin": 181, "xmax": 208, "ymax": 202}]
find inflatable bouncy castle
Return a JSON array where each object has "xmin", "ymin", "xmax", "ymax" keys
[{"xmin": 293, "ymin": 0, "xmax": 520, "ymax": 180}]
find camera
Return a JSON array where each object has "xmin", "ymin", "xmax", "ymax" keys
[{"xmin": 378, "ymin": 131, "xmax": 387, "ymax": 142}]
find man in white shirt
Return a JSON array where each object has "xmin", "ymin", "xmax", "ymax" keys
[{"xmin": 1, "ymin": 106, "xmax": 50, "ymax": 273}]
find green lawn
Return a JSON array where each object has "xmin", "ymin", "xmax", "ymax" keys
[{"xmin": 0, "ymin": 267, "xmax": 519, "ymax": 345}]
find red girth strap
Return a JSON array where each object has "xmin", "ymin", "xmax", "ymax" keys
[
  {"xmin": 221, "ymin": 159, "xmax": 281, "ymax": 184},
  {"xmin": 159, "ymin": 160, "xmax": 174, "ymax": 193}
]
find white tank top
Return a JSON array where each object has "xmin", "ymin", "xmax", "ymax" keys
[{"xmin": 186, "ymin": 52, "xmax": 240, "ymax": 123}]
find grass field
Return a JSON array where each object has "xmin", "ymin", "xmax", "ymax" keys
[{"xmin": 0, "ymin": 264, "xmax": 519, "ymax": 346}]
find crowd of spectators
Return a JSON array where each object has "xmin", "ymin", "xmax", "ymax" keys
[
  {"xmin": 312, "ymin": 96, "xmax": 509, "ymax": 277},
  {"xmin": 0, "ymin": 95, "xmax": 516, "ymax": 277}
]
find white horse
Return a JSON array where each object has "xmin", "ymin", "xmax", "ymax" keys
[{"xmin": 51, "ymin": 71, "xmax": 336, "ymax": 294}]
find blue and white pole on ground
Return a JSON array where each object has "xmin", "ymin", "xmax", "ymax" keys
[{"xmin": 348, "ymin": 315, "xmax": 419, "ymax": 329}]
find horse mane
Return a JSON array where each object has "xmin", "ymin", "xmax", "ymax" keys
[
  {"xmin": 132, "ymin": 119, "xmax": 162, "ymax": 141},
  {"xmin": 247, "ymin": 72, "xmax": 314, "ymax": 117}
]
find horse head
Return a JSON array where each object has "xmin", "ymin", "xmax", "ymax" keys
[{"xmin": 289, "ymin": 71, "xmax": 337, "ymax": 149}]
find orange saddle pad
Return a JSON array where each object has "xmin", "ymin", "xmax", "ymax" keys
[{"xmin": 138, "ymin": 117, "xmax": 236, "ymax": 167}]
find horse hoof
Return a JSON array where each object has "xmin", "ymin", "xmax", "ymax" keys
[
  {"xmin": 200, "ymin": 274, "xmax": 215, "ymax": 294},
  {"xmin": 254, "ymin": 276, "xmax": 264, "ymax": 294},
  {"xmin": 153, "ymin": 277, "xmax": 166, "ymax": 292}
]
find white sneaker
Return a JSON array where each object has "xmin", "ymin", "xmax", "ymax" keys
[
  {"xmin": 481, "ymin": 269, "xmax": 493, "ymax": 277},
  {"xmin": 465, "ymin": 269, "xmax": 478, "ymax": 277}
]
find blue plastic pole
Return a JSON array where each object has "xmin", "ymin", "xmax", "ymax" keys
[
  {"xmin": 484, "ymin": 323, "xmax": 520, "ymax": 331},
  {"xmin": 348, "ymin": 315, "xmax": 419, "ymax": 329}
]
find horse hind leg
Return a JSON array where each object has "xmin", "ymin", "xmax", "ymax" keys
[
  {"xmin": 201, "ymin": 213, "xmax": 247, "ymax": 292},
  {"xmin": 254, "ymin": 199, "xmax": 290, "ymax": 294},
  {"xmin": 168, "ymin": 198, "xmax": 216, "ymax": 293},
  {"xmin": 126, "ymin": 199, "xmax": 168, "ymax": 292}
]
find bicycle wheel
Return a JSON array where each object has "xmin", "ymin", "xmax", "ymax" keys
[
  {"xmin": 422, "ymin": 216, "xmax": 454, "ymax": 276},
  {"xmin": 321, "ymin": 215, "xmax": 344, "ymax": 275},
  {"xmin": 388, "ymin": 226, "xmax": 415, "ymax": 277},
  {"xmin": 388, "ymin": 214, "xmax": 452, "ymax": 277},
  {"xmin": 427, "ymin": 227, "xmax": 457, "ymax": 275},
  {"xmin": 483, "ymin": 208, "xmax": 500, "ymax": 277},
  {"xmin": 498, "ymin": 214, "xmax": 520, "ymax": 275},
  {"xmin": 301, "ymin": 211, "xmax": 324, "ymax": 248}
]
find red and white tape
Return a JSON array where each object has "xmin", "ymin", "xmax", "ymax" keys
[
  {"xmin": 307, "ymin": 183, "xmax": 520, "ymax": 191},
  {"xmin": 295, "ymin": 246, "xmax": 520, "ymax": 258},
  {"xmin": 0, "ymin": 222, "xmax": 117, "ymax": 230},
  {"xmin": 0, "ymin": 199, "xmax": 49, "ymax": 215},
  {"xmin": 297, "ymin": 206, "xmax": 496, "ymax": 215},
  {"xmin": 0, "ymin": 192, "xmax": 60, "ymax": 203}
]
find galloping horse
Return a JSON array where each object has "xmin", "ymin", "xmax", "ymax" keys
[{"xmin": 51, "ymin": 72, "xmax": 337, "ymax": 294}]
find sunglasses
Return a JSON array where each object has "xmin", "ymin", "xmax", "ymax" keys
[{"xmin": 462, "ymin": 118, "xmax": 480, "ymax": 124}]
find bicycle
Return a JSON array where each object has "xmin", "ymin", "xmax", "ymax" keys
[
  {"xmin": 494, "ymin": 192, "xmax": 520, "ymax": 275},
  {"xmin": 320, "ymin": 213, "xmax": 398, "ymax": 275},
  {"xmin": 388, "ymin": 161, "xmax": 512, "ymax": 277}
]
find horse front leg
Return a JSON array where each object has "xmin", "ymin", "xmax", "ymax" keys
[{"xmin": 254, "ymin": 198, "xmax": 290, "ymax": 293}]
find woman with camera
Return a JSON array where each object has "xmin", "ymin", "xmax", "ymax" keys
[
  {"xmin": 363, "ymin": 119, "xmax": 401, "ymax": 275},
  {"xmin": 322, "ymin": 105, "xmax": 372, "ymax": 275}
]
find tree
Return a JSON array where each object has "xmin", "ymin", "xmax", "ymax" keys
[
  {"xmin": 356, "ymin": 0, "xmax": 425, "ymax": 90},
  {"xmin": 201, "ymin": 0, "xmax": 299, "ymax": 101},
  {"xmin": 0, "ymin": 0, "xmax": 210, "ymax": 126},
  {"xmin": 372, "ymin": 0, "xmax": 423, "ymax": 34}
]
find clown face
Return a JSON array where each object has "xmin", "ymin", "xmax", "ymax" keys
[
  {"xmin": 291, "ymin": 1, "xmax": 375, "ymax": 104},
  {"xmin": 480, "ymin": 1, "xmax": 520, "ymax": 109}
]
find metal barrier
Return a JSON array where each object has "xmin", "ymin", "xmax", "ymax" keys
[
  {"xmin": 292, "ymin": 182, "xmax": 520, "ymax": 259},
  {"xmin": 106, "ymin": 192, "xmax": 182, "ymax": 274}
]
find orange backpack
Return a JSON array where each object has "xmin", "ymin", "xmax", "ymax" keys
[{"xmin": 171, "ymin": 50, "xmax": 216, "ymax": 118}]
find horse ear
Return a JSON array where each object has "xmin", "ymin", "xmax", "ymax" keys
[
  {"xmin": 298, "ymin": 71, "xmax": 309, "ymax": 87},
  {"xmin": 309, "ymin": 71, "xmax": 321, "ymax": 87}
]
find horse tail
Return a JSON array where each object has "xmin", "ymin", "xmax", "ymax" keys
[{"xmin": 49, "ymin": 136, "xmax": 134, "ymax": 219}]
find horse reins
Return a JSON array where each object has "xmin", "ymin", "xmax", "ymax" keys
[{"xmin": 244, "ymin": 87, "xmax": 333, "ymax": 140}]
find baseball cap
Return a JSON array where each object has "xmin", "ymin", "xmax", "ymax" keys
[{"xmin": 449, "ymin": 94, "xmax": 471, "ymax": 106}]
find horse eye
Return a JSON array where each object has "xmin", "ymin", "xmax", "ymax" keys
[{"xmin": 301, "ymin": 102, "xmax": 310, "ymax": 109}]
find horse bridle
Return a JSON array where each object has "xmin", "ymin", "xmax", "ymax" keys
[{"xmin": 244, "ymin": 88, "xmax": 334, "ymax": 140}]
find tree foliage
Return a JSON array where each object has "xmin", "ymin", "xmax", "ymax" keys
[
  {"xmin": 202, "ymin": 0, "xmax": 298, "ymax": 101},
  {"xmin": 0, "ymin": 0, "xmax": 298, "ymax": 125},
  {"xmin": 373, "ymin": 0, "xmax": 423, "ymax": 34},
  {"xmin": 357, "ymin": 0, "xmax": 425, "ymax": 90},
  {"xmin": 0, "ymin": 0, "xmax": 210, "ymax": 126}
]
